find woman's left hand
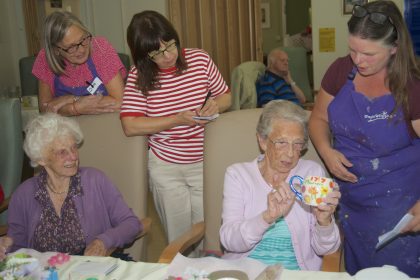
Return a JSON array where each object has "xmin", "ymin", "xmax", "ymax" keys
[
  {"xmin": 84, "ymin": 239, "xmax": 107, "ymax": 256},
  {"xmin": 401, "ymin": 201, "xmax": 420, "ymax": 233},
  {"xmin": 313, "ymin": 188, "xmax": 341, "ymax": 226}
]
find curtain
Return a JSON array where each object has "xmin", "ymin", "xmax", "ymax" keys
[
  {"xmin": 168, "ymin": 0, "xmax": 263, "ymax": 86},
  {"xmin": 22, "ymin": 0, "xmax": 42, "ymax": 56}
]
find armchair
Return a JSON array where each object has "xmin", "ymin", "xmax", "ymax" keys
[
  {"xmin": 159, "ymin": 108, "xmax": 343, "ymax": 272},
  {"xmin": 0, "ymin": 98, "xmax": 24, "ymax": 224},
  {"xmin": 281, "ymin": 47, "xmax": 314, "ymax": 103},
  {"xmin": 75, "ymin": 113, "xmax": 150, "ymax": 261},
  {"xmin": 230, "ymin": 61, "xmax": 266, "ymax": 111}
]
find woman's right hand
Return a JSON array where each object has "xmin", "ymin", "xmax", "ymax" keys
[
  {"xmin": 323, "ymin": 147, "xmax": 357, "ymax": 183},
  {"xmin": 0, "ymin": 236, "xmax": 13, "ymax": 261},
  {"xmin": 263, "ymin": 179, "xmax": 295, "ymax": 224}
]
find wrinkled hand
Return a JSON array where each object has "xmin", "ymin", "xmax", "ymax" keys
[
  {"xmin": 0, "ymin": 236, "xmax": 13, "ymax": 261},
  {"xmin": 323, "ymin": 148, "xmax": 357, "ymax": 183},
  {"xmin": 313, "ymin": 184, "xmax": 341, "ymax": 226},
  {"xmin": 196, "ymin": 98, "xmax": 219, "ymax": 117},
  {"xmin": 84, "ymin": 239, "xmax": 107, "ymax": 256},
  {"xmin": 263, "ymin": 176, "xmax": 295, "ymax": 224},
  {"xmin": 75, "ymin": 95, "xmax": 118, "ymax": 115},
  {"xmin": 401, "ymin": 201, "xmax": 420, "ymax": 233},
  {"xmin": 43, "ymin": 97, "xmax": 69, "ymax": 113}
]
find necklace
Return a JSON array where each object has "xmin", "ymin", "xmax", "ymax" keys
[{"xmin": 47, "ymin": 183, "xmax": 68, "ymax": 195}]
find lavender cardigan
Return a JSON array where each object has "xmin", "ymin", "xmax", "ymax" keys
[
  {"xmin": 220, "ymin": 156, "xmax": 341, "ymax": 270},
  {"xmin": 7, "ymin": 167, "xmax": 142, "ymax": 252}
]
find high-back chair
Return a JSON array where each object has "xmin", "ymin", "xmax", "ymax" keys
[
  {"xmin": 281, "ymin": 46, "xmax": 313, "ymax": 102},
  {"xmin": 0, "ymin": 98, "xmax": 24, "ymax": 224},
  {"xmin": 19, "ymin": 53, "xmax": 130, "ymax": 97},
  {"xmin": 230, "ymin": 61, "xmax": 266, "ymax": 111},
  {"xmin": 159, "ymin": 108, "xmax": 342, "ymax": 271},
  {"xmin": 75, "ymin": 112, "xmax": 149, "ymax": 261},
  {"xmin": 19, "ymin": 56, "xmax": 37, "ymax": 97}
]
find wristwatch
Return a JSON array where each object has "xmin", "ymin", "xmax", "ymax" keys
[{"xmin": 290, "ymin": 81, "xmax": 296, "ymax": 86}]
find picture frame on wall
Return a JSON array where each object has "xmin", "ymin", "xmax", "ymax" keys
[
  {"xmin": 343, "ymin": 0, "xmax": 368, "ymax": 15},
  {"xmin": 261, "ymin": 3, "xmax": 271, "ymax": 29}
]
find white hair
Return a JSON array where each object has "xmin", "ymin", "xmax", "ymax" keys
[
  {"xmin": 256, "ymin": 100, "xmax": 308, "ymax": 142},
  {"xmin": 23, "ymin": 113, "xmax": 83, "ymax": 167}
]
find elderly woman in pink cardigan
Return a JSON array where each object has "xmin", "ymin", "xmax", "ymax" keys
[{"xmin": 220, "ymin": 100, "xmax": 341, "ymax": 270}]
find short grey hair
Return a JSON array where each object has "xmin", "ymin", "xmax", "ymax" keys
[
  {"xmin": 23, "ymin": 113, "xmax": 83, "ymax": 167},
  {"xmin": 267, "ymin": 48, "xmax": 286, "ymax": 69},
  {"xmin": 256, "ymin": 100, "xmax": 308, "ymax": 142},
  {"xmin": 43, "ymin": 11, "xmax": 90, "ymax": 75}
]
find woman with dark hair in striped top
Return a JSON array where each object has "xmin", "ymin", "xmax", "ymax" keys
[{"xmin": 121, "ymin": 10, "xmax": 231, "ymax": 243}]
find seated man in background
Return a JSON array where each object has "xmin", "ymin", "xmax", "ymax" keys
[{"xmin": 256, "ymin": 49, "xmax": 306, "ymax": 107}]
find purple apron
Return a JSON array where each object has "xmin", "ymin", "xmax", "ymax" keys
[
  {"xmin": 328, "ymin": 68, "xmax": 420, "ymax": 276},
  {"xmin": 54, "ymin": 57, "xmax": 108, "ymax": 97}
]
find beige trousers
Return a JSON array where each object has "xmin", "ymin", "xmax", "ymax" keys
[{"xmin": 148, "ymin": 150, "xmax": 204, "ymax": 243}]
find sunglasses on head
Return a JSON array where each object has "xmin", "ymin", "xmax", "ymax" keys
[{"xmin": 352, "ymin": 4, "xmax": 394, "ymax": 27}]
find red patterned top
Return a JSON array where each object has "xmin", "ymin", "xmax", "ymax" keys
[{"xmin": 32, "ymin": 37, "xmax": 127, "ymax": 96}]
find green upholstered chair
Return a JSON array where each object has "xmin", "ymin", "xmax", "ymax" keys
[
  {"xmin": 230, "ymin": 61, "xmax": 266, "ymax": 111},
  {"xmin": 19, "ymin": 56, "xmax": 37, "ymax": 97},
  {"xmin": 281, "ymin": 46, "xmax": 314, "ymax": 102},
  {"xmin": 0, "ymin": 98, "xmax": 24, "ymax": 224},
  {"xmin": 118, "ymin": 53, "xmax": 131, "ymax": 71}
]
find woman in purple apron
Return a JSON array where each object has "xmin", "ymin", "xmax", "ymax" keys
[
  {"xmin": 32, "ymin": 11, "xmax": 126, "ymax": 116},
  {"xmin": 309, "ymin": 1, "xmax": 420, "ymax": 276}
]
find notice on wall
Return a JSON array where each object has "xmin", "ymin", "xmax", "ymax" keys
[{"xmin": 319, "ymin": 28, "xmax": 335, "ymax": 52}]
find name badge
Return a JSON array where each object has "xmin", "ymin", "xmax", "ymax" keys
[{"xmin": 86, "ymin": 77, "xmax": 103, "ymax": 95}]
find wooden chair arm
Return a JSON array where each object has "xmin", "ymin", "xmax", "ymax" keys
[
  {"xmin": 106, "ymin": 216, "xmax": 152, "ymax": 256},
  {"xmin": 0, "ymin": 197, "xmax": 10, "ymax": 213},
  {"xmin": 0, "ymin": 225, "xmax": 7, "ymax": 236},
  {"xmin": 321, "ymin": 246, "xmax": 344, "ymax": 272},
  {"xmin": 158, "ymin": 221, "xmax": 205, "ymax": 264}
]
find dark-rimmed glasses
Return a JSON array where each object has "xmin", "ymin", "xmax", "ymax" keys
[
  {"xmin": 352, "ymin": 4, "xmax": 394, "ymax": 27},
  {"xmin": 268, "ymin": 138, "xmax": 306, "ymax": 152},
  {"xmin": 56, "ymin": 34, "xmax": 92, "ymax": 54},
  {"xmin": 148, "ymin": 40, "xmax": 177, "ymax": 61}
]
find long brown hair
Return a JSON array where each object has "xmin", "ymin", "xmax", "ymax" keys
[
  {"xmin": 126, "ymin": 11, "xmax": 187, "ymax": 95},
  {"xmin": 348, "ymin": 1, "xmax": 420, "ymax": 113}
]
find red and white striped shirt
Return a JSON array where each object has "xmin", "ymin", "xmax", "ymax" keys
[{"xmin": 120, "ymin": 48, "xmax": 229, "ymax": 164}]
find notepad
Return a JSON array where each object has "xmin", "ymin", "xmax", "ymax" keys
[
  {"xmin": 72, "ymin": 260, "xmax": 119, "ymax": 276},
  {"xmin": 192, "ymin": 114, "xmax": 219, "ymax": 121},
  {"xmin": 375, "ymin": 213, "xmax": 413, "ymax": 250}
]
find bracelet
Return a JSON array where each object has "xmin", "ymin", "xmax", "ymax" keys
[
  {"xmin": 290, "ymin": 81, "xmax": 296, "ymax": 86},
  {"xmin": 72, "ymin": 102, "xmax": 80, "ymax": 116}
]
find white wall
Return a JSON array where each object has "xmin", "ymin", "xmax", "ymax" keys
[
  {"xmin": 81, "ymin": 0, "xmax": 167, "ymax": 55},
  {"xmin": 311, "ymin": 0, "xmax": 403, "ymax": 90},
  {"xmin": 0, "ymin": 0, "xmax": 28, "ymax": 95}
]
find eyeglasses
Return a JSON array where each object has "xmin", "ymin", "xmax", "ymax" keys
[
  {"xmin": 148, "ymin": 40, "xmax": 177, "ymax": 60},
  {"xmin": 268, "ymin": 138, "xmax": 306, "ymax": 152},
  {"xmin": 56, "ymin": 34, "xmax": 92, "ymax": 54},
  {"xmin": 352, "ymin": 5, "xmax": 394, "ymax": 27}
]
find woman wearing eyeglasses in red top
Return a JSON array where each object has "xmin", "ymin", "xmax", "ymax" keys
[
  {"xmin": 32, "ymin": 11, "xmax": 127, "ymax": 116},
  {"xmin": 309, "ymin": 1, "xmax": 420, "ymax": 276},
  {"xmin": 121, "ymin": 11, "xmax": 231, "ymax": 244}
]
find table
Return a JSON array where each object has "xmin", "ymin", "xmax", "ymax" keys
[{"xmin": 9, "ymin": 250, "xmax": 420, "ymax": 280}]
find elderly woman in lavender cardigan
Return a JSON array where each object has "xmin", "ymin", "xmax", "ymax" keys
[
  {"xmin": 220, "ymin": 100, "xmax": 341, "ymax": 270},
  {"xmin": 0, "ymin": 113, "xmax": 141, "ymax": 260}
]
